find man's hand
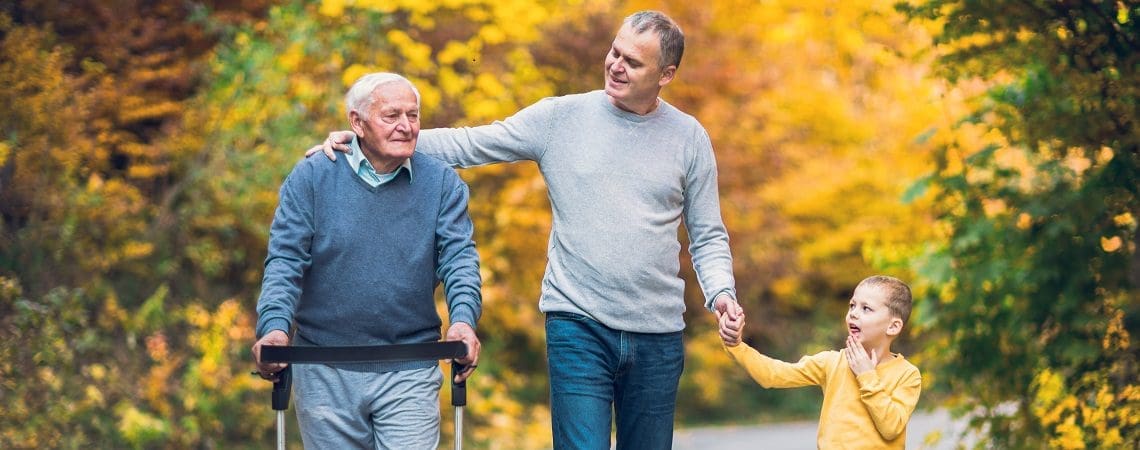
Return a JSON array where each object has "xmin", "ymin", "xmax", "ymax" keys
[
  {"xmin": 445, "ymin": 322, "xmax": 481, "ymax": 383},
  {"xmin": 845, "ymin": 335, "xmax": 878, "ymax": 376},
  {"xmin": 714, "ymin": 294, "xmax": 745, "ymax": 346},
  {"xmin": 717, "ymin": 308, "xmax": 746, "ymax": 347},
  {"xmin": 713, "ymin": 293, "xmax": 743, "ymax": 321},
  {"xmin": 251, "ymin": 329, "xmax": 291, "ymax": 382},
  {"xmin": 304, "ymin": 130, "xmax": 356, "ymax": 161}
]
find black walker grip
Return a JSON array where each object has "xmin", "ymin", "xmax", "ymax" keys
[
  {"xmin": 451, "ymin": 362, "xmax": 467, "ymax": 407},
  {"xmin": 272, "ymin": 366, "xmax": 292, "ymax": 411}
]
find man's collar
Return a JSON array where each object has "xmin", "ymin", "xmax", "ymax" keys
[{"xmin": 347, "ymin": 135, "xmax": 414, "ymax": 181}]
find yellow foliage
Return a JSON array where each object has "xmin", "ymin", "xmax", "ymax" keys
[
  {"xmin": 319, "ymin": 0, "xmax": 347, "ymax": 17},
  {"xmin": 1028, "ymin": 299, "xmax": 1137, "ymax": 448},
  {"xmin": 1100, "ymin": 236, "xmax": 1123, "ymax": 253},
  {"xmin": 278, "ymin": 42, "xmax": 305, "ymax": 71},
  {"xmin": 1017, "ymin": 212, "xmax": 1033, "ymax": 230},
  {"xmin": 115, "ymin": 405, "xmax": 170, "ymax": 446},
  {"xmin": 387, "ymin": 30, "xmax": 435, "ymax": 72},
  {"xmin": 342, "ymin": 63, "xmax": 373, "ymax": 88},
  {"xmin": 1051, "ymin": 415, "xmax": 1086, "ymax": 449},
  {"xmin": 438, "ymin": 41, "xmax": 473, "ymax": 65},
  {"xmin": 1113, "ymin": 212, "xmax": 1135, "ymax": 228}
]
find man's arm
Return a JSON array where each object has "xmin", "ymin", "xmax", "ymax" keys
[
  {"xmin": 681, "ymin": 127, "xmax": 738, "ymax": 313},
  {"xmin": 307, "ymin": 98, "xmax": 560, "ymax": 167},
  {"xmin": 435, "ymin": 173, "xmax": 483, "ymax": 381},
  {"xmin": 252, "ymin": 164, "xmax": 315, "ymax": 379}
]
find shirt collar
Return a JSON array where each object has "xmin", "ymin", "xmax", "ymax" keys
[{"xmin": 347, "ymin": 135, "xmax": 414, "ymax": 182}]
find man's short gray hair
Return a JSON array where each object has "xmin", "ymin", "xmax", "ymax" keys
[
  {"xmin": 344, "ymin": 72, "xmax": 421, "ymax": 121},
  {"xmin": 624, "ymin": 11, "xmax": 685, "ymax": 70}
]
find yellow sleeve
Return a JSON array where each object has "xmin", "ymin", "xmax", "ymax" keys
[
  {"xmin": 855, "ymin": 364, "xmax": 922, "ymax": 441},
  {"xmin": 724, "ymin": 344, "xmax": 830, "ymax": 389}
]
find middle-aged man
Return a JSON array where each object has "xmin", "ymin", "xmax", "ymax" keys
[
  {"xmin": 310, "ymin": 11, "xmax": 744, "ymax": 450},
  {"xmin": 253, "ymin": 72, "xmax": 483, "ymax": 449}
]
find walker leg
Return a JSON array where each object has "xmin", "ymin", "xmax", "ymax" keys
[
  {"xmin": 277, "ymin": 410, "xmax": 285, "ymax": 450},
  {"xmin": 451, "ymin": 362, "xmax": 467, "ymax": 450},
  {"xmin": 454, "ymin": 406, "xmax": 463, "ymax": 450},
  {"xmin": 271, "ymin": 366, "xmax": 292, "ymax": 450}
]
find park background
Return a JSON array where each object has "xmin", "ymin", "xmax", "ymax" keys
[{"xmin": 1, "ymin": 0, "xmax": 1136, "ymax": 448}]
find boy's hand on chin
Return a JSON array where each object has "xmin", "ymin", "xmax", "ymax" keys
[{"xmin": 845, "ymin": 335, "xmax": 878, "ymax": 375}]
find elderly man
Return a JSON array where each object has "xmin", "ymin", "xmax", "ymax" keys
[
  {"xmin": 311, "ymin": 11, "xmax": 743, "ymax": 449},
  {"xmin": 253, "ymin": 72, "xmax": 482, "ymax": 449}
]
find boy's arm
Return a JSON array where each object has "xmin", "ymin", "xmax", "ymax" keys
[
  {"xmin": 724, "ymin": 344, "xmax": 830, "ymax": 389},
  {"xmin": 855, "ymin": 365, "xmax": 923, "ymax": 441}
]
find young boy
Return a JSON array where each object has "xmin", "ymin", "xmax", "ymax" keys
[{"xmin": 718, "ymin": 275, "xmax": 922, "ymax": 449}]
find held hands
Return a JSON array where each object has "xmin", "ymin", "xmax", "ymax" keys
[
  {"xmin": 304, "ymin": 130, "xmax": 356, "ymax": 160},
  {"xmin": 714, "ymin": 295, "xmax": 745, "ymax": 347},
  {"xmin": 845, "ymin": 335, "xmax": 878, "ymax": 376},
  {"xmin": 446, "ymin": 322, "xmax": 481, "ymax": 383},
  {"xmin": 251, "ymin": 329, "xmax": 291, "ymax": 382}
]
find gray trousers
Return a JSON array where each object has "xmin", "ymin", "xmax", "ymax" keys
[{"xmin": 293, "ymin": 364, "xmax": 442, "ymax": 450}]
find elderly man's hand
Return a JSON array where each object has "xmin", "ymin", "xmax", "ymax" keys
[
  {"xmin": 445, "ymin": 322, "xmax": 481, "ymax": 383},
  {"xmin": 304, "ymin": 130, "xmax": 355, "ymax": 160},
  {"xmin": 251, "ymin": 329, "xmax": 291, "ymax": 382}
]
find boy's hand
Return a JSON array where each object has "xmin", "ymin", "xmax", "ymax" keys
[
  {"xmin": 717, "ymin": 309, "xmax": 746, "ymax": 347},
  {"xmin": 304, "ymin": 130, "xmax": 355, "ymax": 161},
  {"xmin": 845, "ymin": 335, "xmax": 878, "ymax": 375}
]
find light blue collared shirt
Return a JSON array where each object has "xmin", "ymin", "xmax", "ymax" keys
[{"xmin": 346, "ymin": 135, "xmax": 413, "ymax": 187}]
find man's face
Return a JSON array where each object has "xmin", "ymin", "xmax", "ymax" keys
[
  {"xmin": 350, "ymin": 82, "xmax": 420, "ymax": 169},
  {"xmin": 604, "ymin": 23, "xmax": 675, "ymax": 113}
]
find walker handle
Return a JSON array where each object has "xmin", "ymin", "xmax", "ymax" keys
[{"xmin": 271, "ymin": 366, "xmax": 292, "ymax": 411}]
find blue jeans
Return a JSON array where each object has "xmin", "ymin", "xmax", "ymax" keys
[{"xmin": 545, "ymin": 312, "xmax": 684, "ymax": 450}]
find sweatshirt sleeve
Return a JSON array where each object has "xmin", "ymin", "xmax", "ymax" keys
[
  {"xmin": 683, "ymin": 127, "xmax": 736, "ymax": 312},
  {"xmin": 416, "ymin": 98, "xmax": 558, "ymax": 167},
  {"xmin": 855, "ymin": 363, "xmax": 923, "ymax": 441},
  {"xmin": 255, "ymin": 163, "xmax": 315, "ymax": 339},
  {"xmin": 435, "ymin": 172, "xmax": 482, "ymax": 328},
  {"xmin": 725, "ymin": 344, "xmax": 830, "ymax": 388}
]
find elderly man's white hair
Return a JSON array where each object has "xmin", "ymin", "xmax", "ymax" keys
[{"xmin": 344, "ymin": 72, "xmax": 421, "ymax": 121}]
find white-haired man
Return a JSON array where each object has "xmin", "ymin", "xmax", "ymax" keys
[{"xmin": 254, "ymin": 73, "xmax": 482, "ymax": 449}]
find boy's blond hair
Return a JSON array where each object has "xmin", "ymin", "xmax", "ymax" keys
[{"xmin": 857, "ymin": 275, "xmax": 912, "ymax": 325}]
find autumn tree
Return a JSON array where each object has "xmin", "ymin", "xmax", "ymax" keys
[
  {"xmin": 0, "ymin": 1, "xmax": 272, "ymax": 447},
  {"xmin": 898, "ymin": 0, "xmax": 1139, "ymax": 447}
]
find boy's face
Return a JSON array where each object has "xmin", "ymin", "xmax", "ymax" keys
[{"xmin": 846, "ymin": 284, "xmax": 903, "ymax": 348}]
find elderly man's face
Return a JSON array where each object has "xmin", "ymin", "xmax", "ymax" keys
[{"xmin": 351, "ymin": 82, "xmax": 420, "ymax": 171}]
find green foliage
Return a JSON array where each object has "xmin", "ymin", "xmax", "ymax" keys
[{"xmin": 898, "ymin": 0, "xmax": 1140, "ymax": 447}]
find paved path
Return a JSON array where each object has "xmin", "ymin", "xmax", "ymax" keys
[{"xmin": 673, "ymin": 409, "xmax": 975, "ymax": 449}]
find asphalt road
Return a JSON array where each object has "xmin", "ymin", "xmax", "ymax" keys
[{"xmin": 672, "ymin": 409, "xmax": 976, "ymax": 449}]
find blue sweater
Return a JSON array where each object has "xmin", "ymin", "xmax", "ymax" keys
[{"xmin": 256, "ymin": 152, "xmax": 481, "ymax": 371}]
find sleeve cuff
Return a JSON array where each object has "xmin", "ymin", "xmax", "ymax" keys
[
  {"xmin": 856, "ymin": 370, "xmax": 882, "ymax": 392},
  {"xmin": 705, "ymin": 288, "xmax": 738, "ymax": 312},
  {"xmin": 448, "ymin": 301, "xmax": 478, "ymax": 330},
  {"xmin": 257, "ymin": 318, "xmax": 291, "ymax": 339}
]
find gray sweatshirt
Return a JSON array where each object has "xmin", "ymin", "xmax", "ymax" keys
[{"xmin": 418, "ymin": 90, "xmax": 735, "ymax": 333}]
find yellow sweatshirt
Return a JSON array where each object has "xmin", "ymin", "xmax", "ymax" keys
[{"xmin": 725, "ymin": 343, "xmax": 922, "ymax": 449}]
